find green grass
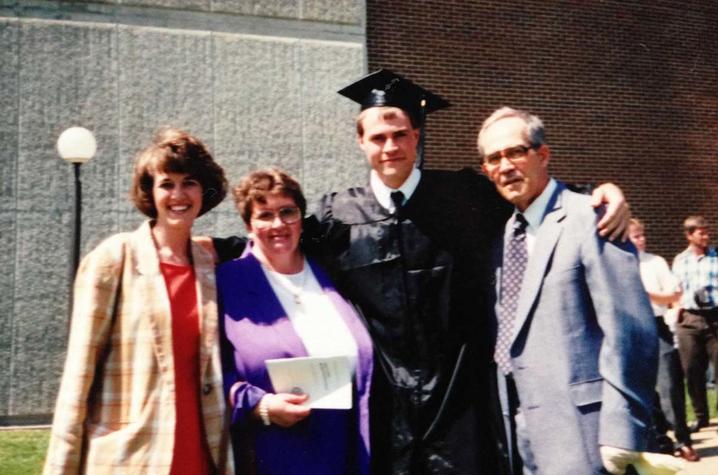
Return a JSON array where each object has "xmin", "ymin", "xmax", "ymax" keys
[
  {"xmin": 0, "ymin": 389, "xmax": 712, "ymax": 475},
  {"xmin": 0, "ymin": 429, "xmax": 50, "ymax": 475},
  {"xmin": 685, "ymin": 386, "xmax": 717, "ymax": 422}
]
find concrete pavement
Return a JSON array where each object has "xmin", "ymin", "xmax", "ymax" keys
[{"xmin": 683, "ymin": 420, "xmax": 718, "ymax": 475}]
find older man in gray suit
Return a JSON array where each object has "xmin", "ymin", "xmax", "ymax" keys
[{"xmin": 478, "ymin": 107, "xmax": 658, "ymax": 475}]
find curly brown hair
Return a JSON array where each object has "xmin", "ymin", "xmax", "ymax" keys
[
  {"xmin": 130, "ymin": 127, "xmax": 227, "ymax": 218},
  {"xmin": 233, "ymin": 167, "xmax": 306, "ymax": 225}
]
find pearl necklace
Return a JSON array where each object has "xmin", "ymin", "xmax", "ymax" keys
[{"xmin": 265, "ymin": 264, "xmax": 307, "ymax": 305}]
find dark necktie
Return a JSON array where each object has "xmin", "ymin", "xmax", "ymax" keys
[
  {"xmin": 495, "ymin": 213, "xmax": 529, "ymax": 375},
  {"xmin": 390, "ymin": 191, "xmax": 405, "ymax": 217}
]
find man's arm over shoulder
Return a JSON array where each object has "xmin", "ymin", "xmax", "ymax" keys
[
  {"xmin": 455, "ymin": 167, "xmax": 512, "ymax": 224},
  {"xmin": 211, "ymin": 236, "xmax": 248, "ymax": 264},
  {"xmin": 418, "ymin": 168, "xmax": 511, "ymax": 246},
  {"xmin": 304, "ymin": 191, "xmax": 353, "ymax": 261}
]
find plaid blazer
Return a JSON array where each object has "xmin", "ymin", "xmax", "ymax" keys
[{"xmin": 44, "ymin": 221, "xmax": 232, "ymax": 475}]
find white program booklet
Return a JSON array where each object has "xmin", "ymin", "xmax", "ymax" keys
[{"xmin": 265, "ymin": 355, "xmax": 353, "ymax": 409}]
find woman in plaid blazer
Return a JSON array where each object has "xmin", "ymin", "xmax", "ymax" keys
[{"xmin": 44, "ymin": 129, "xmax": 232, "ymax": 474}]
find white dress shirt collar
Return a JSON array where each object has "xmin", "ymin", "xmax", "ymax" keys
[
  {"xmin": 512, "ymin": 178, "xmax": 557, "ymax": 256},
  {"xmin": 518, "ymin": 178, "xmax": 557, "ymax": 230},
  {"xmin": 370, "ymin": 167, "xmax": 422, "ymax": 213}
]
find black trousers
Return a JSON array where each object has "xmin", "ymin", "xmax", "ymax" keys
[
  {"xmin": 654, "ymin": 316, "xmax": 691, "ymax": 447},
  {"xmin": 676, "ymin": 308, "xmax": 718, "ymax": 424},
  {"xmin": 496, "ymin": 371, "xmax": 523, "ymax": 475}
]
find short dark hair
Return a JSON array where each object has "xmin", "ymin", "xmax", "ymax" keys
[
  {"xmin": 684, "ymin": 215, "xmax": 709, "ymax": 234},
  {"xmin": 130, "ymin": 127, "xmax": 227, "ymax": 218},
  {"xmin": 233, "ymin": 167, "xmax": 306, "ymax": 225}
]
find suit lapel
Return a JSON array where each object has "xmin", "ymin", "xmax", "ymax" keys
[
  {"xmin": 192, "ymin": 238, "xmax": 218, "ymax": 384},
  {"xmin": 132, "ymin": 221, "xmax": 175, "ymax": 380},
  {"xmin": 510, "ymin": 185, "xmax": 567, "ymax": 344}
]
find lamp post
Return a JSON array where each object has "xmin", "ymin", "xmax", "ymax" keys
[{"xmin": 57, "ymin": 126, "xmax": 97, "ymax": 280}]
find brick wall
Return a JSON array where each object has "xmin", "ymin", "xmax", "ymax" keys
[{"xmin": 367, "ymin": 0, "xmax": 718, "ymax": 260}]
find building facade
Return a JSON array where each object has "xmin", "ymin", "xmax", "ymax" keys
[
  {"xmin": 367, "ymin": 0, "xmax": 718, "ymax": 258},
  {"xmin": 2, "ymin": 0, "xmax": 717, "ymax": 422},
  {"xmin": 0, "ymin": 0, "xmax": 366, "ymax": 424}
]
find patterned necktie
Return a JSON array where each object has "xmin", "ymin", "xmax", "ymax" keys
[{"xmin": 495, "ymin": 213, "xmax": 529, "ymax": 375}]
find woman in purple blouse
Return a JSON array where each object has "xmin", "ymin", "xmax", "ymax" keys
[{"xmin": 217, "ymin": 168, "xmax": 373, "ymax": 475}]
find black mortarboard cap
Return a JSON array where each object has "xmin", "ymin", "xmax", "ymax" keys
[{"xmin": 337, "ymin": 69, "xmax": 450, "ymax": 127}]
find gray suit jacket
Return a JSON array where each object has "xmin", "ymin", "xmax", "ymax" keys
[{"xmin": 494, "ymin": 182, "xmax": 658, "ymax": 474}]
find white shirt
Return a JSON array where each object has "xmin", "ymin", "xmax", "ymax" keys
[
  {"xmin": 638, "ymin": 251, "xmax": 680, "ymax": 317},
  {"xmin": 370, "ymin": 167, "xmax": 422, "ymax": 213},
  {"xmin": 514, "ymin": 178, "xmax": 558, "ymax": 257},
  {"xmin": 259, "ymin": 256, "xmax": 359, "ymax": 374}
]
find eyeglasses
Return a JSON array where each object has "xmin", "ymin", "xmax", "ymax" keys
[
  {"xmin": 251, "ymin": 206, "xmax": 302, "ymax": 226},
  {"xmin": 483, "ymin": 144, "xmax": 539, "ymax": 167}
]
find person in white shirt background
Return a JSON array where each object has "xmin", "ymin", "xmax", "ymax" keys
[{"xmin": 628, "ymin": 218, "xmax": 699, "ymax": 462}]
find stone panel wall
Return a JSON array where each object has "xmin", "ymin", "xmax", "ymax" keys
[{"xmin": 0, "ymin": 0, "xmax": 365, "ymax": 422}]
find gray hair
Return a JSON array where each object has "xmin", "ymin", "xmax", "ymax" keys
[{"xmin": 477, "ymin": 106, "xmax": 546, "ymax": 158}]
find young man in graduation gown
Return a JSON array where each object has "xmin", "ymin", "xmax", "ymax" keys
[
  {"xmin": 213, "ymin": 70, "xmax": 629, "ymax": 474},
  {"xmin": 307, "ymin": 71, "xmax": 508, "ymax": 474}
]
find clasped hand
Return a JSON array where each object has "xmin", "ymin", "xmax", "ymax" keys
[{"xmin": 255, "ymin": 393, "xmax": 311, "ymax": 428}]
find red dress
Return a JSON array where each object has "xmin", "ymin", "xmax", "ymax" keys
[{"xmin": 160, "ymin": 262, "xmax": 212, "ymax": 475}]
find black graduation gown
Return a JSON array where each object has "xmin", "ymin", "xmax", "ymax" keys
[{"xmin": 308, "ymin": 168, "xmax": 511, "ymax": 474}]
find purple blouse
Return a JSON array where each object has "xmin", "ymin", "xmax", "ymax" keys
[{"xmin": 217, "ymin": 253, "xmax": 373, "ymax": 475}]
